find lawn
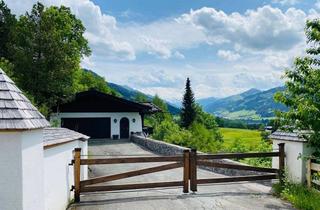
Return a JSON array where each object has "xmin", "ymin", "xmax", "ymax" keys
[{"xmin": 220, "ymin": 127, "xmax": 262, "ymax": 150}]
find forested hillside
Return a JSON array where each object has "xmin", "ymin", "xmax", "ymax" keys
[
  {"xmin": 198, "ymin": 87, "xmax": 288, "ymax": 120},
  {"xmin": 109, "ymin": 82, "xmax": 180, "ymax": 115}
]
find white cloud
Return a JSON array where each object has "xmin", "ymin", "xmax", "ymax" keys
[
  {"xmin": 5, "ymin": 1, "xmax": 318, "ymax": 100},
  {"xmin": 7, "ymin": 2, "xmax": 313, "ymax": 62},
  {"xmin": 272, "ymin": 0, "xmax": 301, "ymax": 6},
  {"xmin": 173, "ymin": 51, "xmax": 185, "ymax": 59},
  {"xmin": 115, "ymin": 20, "xmax": 206, "ymax": 59},
  {"xmin": 232, "ymin": 72, "xmax": 283, "ymax": 89},
  {"xmin": 217, "ymin": 50, "xmax": 241, "ymax": 61},
  {"xmin": 180, "ymin": 6, "xmax": 307, "ymax": 52}
]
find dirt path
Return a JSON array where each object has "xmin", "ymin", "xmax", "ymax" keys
[{"xmin": 69, "ymin": 141, "xmax": 294, "ymax": 210}]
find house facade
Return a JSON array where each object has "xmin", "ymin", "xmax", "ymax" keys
[{"xmin": 51, "ymin": 89, "xmax": 160, "ymax": 139}]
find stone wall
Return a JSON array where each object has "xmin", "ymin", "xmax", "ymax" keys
[
  {"xmin": 131, "ymin": 134, "xmax": 271, "ymax": 177},
  {"xmin": 131, "ymin": 134, "xmax": 187, "ymax": 155}
]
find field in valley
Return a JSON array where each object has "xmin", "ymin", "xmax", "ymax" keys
[{"xmin": 220, "ymin": 127, "xmax": 262, "ymax": 150}]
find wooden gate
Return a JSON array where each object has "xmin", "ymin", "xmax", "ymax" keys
[
  {"xmin": 189, "ymin": 143, "xmax": 285, "ymax": 192},
  {"xmin": 72, "ymin": 149, "xmax": 190, "ymax": 202},
  {"xmin": 72, "ymin": 143, "xmax": 285, "ymax": 202}
]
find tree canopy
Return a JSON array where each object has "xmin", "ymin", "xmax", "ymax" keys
[
  {"xmin": 275, "ymin": 19, "xmax": 320, "ymax": 156},
  {"xmin": 134, "ymin": 92, "xmax": 148, "ymax": 103},
  {"xmin": 8, "ymin": 3, "xmax": 91, "ymax": 111},
  {"xmin": 0, "ymin": 0, "xmax": 16, "ymax": 59}
]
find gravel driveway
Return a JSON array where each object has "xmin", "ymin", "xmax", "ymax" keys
[{"xmin": 68, "ymin": 140, "xmax": 294, "ymax": 210}]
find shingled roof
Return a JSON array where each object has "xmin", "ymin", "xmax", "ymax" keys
[
  {"xmin": 43, "ymin": 127, "xmax": 89, "ymax": 148},
  {"xmin": 269, "ymin": 131, "xmax": 306, "ymax": 142},
  {"xmin": 0, "ymin": 68, "xmax": 50, "ymax": 130}
]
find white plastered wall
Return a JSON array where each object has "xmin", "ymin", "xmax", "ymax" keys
[
  {"xmin": 0, "ymin": 129, "xmax": 44, "ymax": 210},
  {"xmin": 51, "ymin": 112, "xmax": 143, "ymax": 138},
  {"xmin": 272, "ymin": 139, "xmax": 313, "ymax": 183},
  {"xmin": 44, "ymin": 140, "xmax": 88, "ymax": 210}
]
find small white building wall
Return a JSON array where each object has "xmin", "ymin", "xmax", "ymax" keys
[
  {"xmin": 0, "ymin": 132, "xmax": 23, "ymax": 210},
  {"xmin": 21, "ymin": 130, "xmax": 45, "ymax": 210},
  {"xmin": 272, "ymin": 139, "xmax": 313, "ymax": 183},
  {"xmin": 44, "ymin": 140, "xmax": 88, "ymax": 210},
  {"xmin": 52, "ymin": 112, "xmax": 143, "ymax": 138},
  {"xmin": 0, "ymin": 129, "xmax": 45, "ymax": 210}
]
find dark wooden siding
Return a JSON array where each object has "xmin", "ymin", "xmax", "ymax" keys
[
  {"xmin": 61, "ymin": 118, "xmax": 111, "ymax": 139},
  {"xmin": 55, "ymin": 90, "xmax": 148, "ymax": 113}
]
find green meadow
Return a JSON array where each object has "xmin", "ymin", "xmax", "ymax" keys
[{"xmin": 220, "ymin": 127, "xmax": 262, "ymax": 150}]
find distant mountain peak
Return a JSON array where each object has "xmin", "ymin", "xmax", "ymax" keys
[{"xmin": 240, "ymin": 88, "xmax": 261, "ymax": 97}]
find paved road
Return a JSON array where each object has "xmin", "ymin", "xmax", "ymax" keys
[{"xmin": 69, "ymin": 141, "xmax": 294, "ymax": 210}]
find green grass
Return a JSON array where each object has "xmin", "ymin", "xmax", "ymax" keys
[
  {"xmin": 273, "ymin": 182, "xmax": 320, "ymax": 210},
  {"xmin": 220, "ymin": 127, "xmax": 262, "ymax": 149}
]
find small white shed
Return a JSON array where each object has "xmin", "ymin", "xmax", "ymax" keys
[
  {"xmin": 0, "ymin": 68, "xmax": 50, "ymax": 210},
  {"xmin": 43, "ymin": 127, "xmax": 89, "ymax": 210},
  {"xmin": 270, "ymin": 131, "xmax": 314, "ymax": 183},
  {"xmin": 0, "ymin": 68, "xmax": 89, "ymax": 210}
]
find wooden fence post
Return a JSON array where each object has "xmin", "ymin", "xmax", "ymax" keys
[
  {"xmin": 183, "ymin": 150, "xmax": 190, "ymax": 193},
  {"xmin": 278, "ymin": 143, "xmax": 285, "ymax": 185},
  {"xmin": 190, "ymin": 149, "xmax": 197, "ymax": 192},
  {"xmin": 74, "ymin": 148, "xmax": 81, "ymax": 202},
  {"xmin": 306, "ymin": 158, "xmax": 312, "ymax": 188}
]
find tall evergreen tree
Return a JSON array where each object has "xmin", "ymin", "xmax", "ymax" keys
[{"xmin": 180, "ymin": 78, "xmax": 196, "ymax": 128}]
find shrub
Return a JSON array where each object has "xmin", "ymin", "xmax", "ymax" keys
[
  {"xmin": 188, "ymin": 123, "xmax": 223, "ymax": 153},
  {"xmin": 273, "ymin": 182, "xmax": 320, "ymax": 210},
  {"xmin": 152, "ymin": 120, "xmax": 222, "ymax": 153}
]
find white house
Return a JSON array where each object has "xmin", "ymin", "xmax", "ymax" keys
[
  {"xmin": 51, "ymin": 89, "xmax": 161, "ymax": 140},
  {"xmin": 0, "ymin": 68, "xmax": 89, "ymax": 210}
]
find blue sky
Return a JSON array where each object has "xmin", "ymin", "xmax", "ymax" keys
[{"xmin": 6, "ymin": 0, "xmax": 320, "ymax": 102}]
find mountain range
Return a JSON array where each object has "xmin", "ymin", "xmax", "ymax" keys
[
  {"xmin": 197, "ymin": 87, "xmax": 288, "ymax": 120},
  {"xmin": 85, "ymin": 68, "xmax": 287, "ymax": 120}
]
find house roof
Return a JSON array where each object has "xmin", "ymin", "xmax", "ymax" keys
[
  {"xmin": 53, "ymin": 89, "xmax": 162, "ymax": 114},
  {"xmin": 269, "ymin": 131, "xmax": 306, "ymax": 142},
  {"xmin": 0, "ymin": 68, "xmax": 50, "ymax": 130},
  {"xmin": 43, "ymin": 127, "xmax": 89, "ymax": 148},
  {"xmin": 140, "ymin": 102, "xmax": 162, "ymax": 113}
]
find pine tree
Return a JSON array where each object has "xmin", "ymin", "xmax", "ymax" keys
[{"xmin": 180, "ymin": 78, "xmax": 196, "ymax": 128}]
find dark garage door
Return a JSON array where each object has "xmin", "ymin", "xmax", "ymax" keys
[{"xmin": 61, "ymin": 118, "xmax": 111, "ymax": 139}]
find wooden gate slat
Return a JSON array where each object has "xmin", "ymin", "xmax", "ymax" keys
[
  {"xmin": 80, "ymin": 162, "xmax": 183, "ymax": 187},
  {"xmin": 197, "ymin": 152, "xmax": 280, "ymax": 160},
  {"xmin": 197, "ymin": 174, "xmax": 277, "ymax": 184},
  {"xmin": 80, "ymin": 156, "xmax": 183, "ymax": 165},
  {"xmin": 81, "ymin": 181, "xmax": 184, "ymax": 192},
  {"xmin": 197, "ymin": 160, "xmax": 278, "ymax": 173},
  {"xmin": 311, "ymin": 162, "xmax": 320, "ymax": 171}
]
